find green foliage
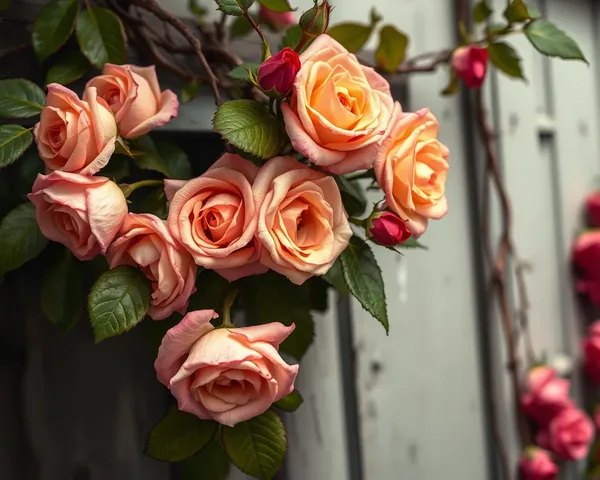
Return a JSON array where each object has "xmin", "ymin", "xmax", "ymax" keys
[
  {"xmin": 188, "ymin": 0, "xmax": 208, "ymax": 22},
  {"xmin": 133, "ymin": 136, "xmax": 192, "ymax": 180},
  {"xmin": 0, "ymin": 203, "xmax": 48, "ymax": 278},
  {"xmin": 323, "ymin": 258, "xmax": 348, "ymax": 295},
  {"xmin": 146, "ymin": 406, "xmax": 218, "ymax": 462},
  {"xmin": 503, "ymin": 0, "xmax": 531, "ymax": 23},
  {"xmin": 76, "ymin": 7, "xmax": 127, "ymax": 69},
  {"xmin": 327, "ymin": 22, "xmax": 373, "ymax": 53},
  {"xmin": 375, "ymin": 25, "xmax": 408, "ymax": 73},
  {"xmin": 137, "ymin": 187, "xmax": 168, "ymax": 219},
  {"xmin": 0, "ymin": 125, "xmax": 34, "ymax": 169},
  {"xmin": 230, "ymin": 16, "xmax": 253, "ymax": 39},
  {"xmin": 32, "ymin": 0, "xmax": 79, "ymax": 61},
  {"xmin": 46, "ymin": 51, "xmax": 89, "ymax": 85},
  {"xmin": 213, "ymin": 100, "xmax": 287, "ymax": 159},
  {"xmin": 335, "ymin": 175, "xmax": 367, "ymax": 217},
  {"xmin": 222, "ymin": 410, "xmax": 286, "ymax": 480},
  {"xmin": 215, "ymin": 0, "xmax": 254, "ymax": 16},
  {"xmin": 0, "ymin": 79, "xmax": 45, "ymax": 118},
  {"xmin": 398, "ymin": 237, "xmax": 428, "ymax": 250},
  {"xmin": 188, "ymin": 269, "xmax": 232, "ymax": 316},
  {"xmin": 42, "ymin": 248, "xmax": 83, "ymax": 331},
  {"xmin": 340, "ymin": 237, "xmax": 388, "ymax": 333},
  {"xmin": 180, "ymin": 436, "xmax": 231, "ymax": 480},
  {"xmin": 88, "ymin": 266, "xmax": 151, "ymax": 342},
  {"xmin": 258, "ymin": 0, "xmax": 294, "ymax": 12},
  {"xmin": 227, "ymin": 63, "xmax": 260, "ymax": 81},
  {"xmin": 473, "ymin": 1, "xmax": 492, "ymax": 23},
  {"xmin": 281, "ymin": 25, "xmax": 303, "ymax": 50},
  {"xmin": 441, "ymin": 69, "xmax": 460, "ymax": 96},
  {"xmin": 98, "ymin": 155, "xmax": 130, "ymax": 182},
  {"xmin": 274, "ymin": 390, "xmax": 303, "ymax": 411},
  {"xmin": 524, "ymin": 19, "xmax": 588, "ymax": 63},
  {"xmin": 181, "ymin": 80, "xmax": 202, "ymax": 103},
  {"xmin": 488, "ymin": 42, "xmax": 525, "ymax": 79}
]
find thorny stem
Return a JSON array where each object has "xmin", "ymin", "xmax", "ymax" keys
[
  {"xmin": 120, "ymin": 179, "xmax": 163, "ymax": 197},
  {"xmin": 243, "ymin": 8, "xmax": 269, "ymax": 54}
]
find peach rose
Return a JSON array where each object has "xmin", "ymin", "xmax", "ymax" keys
[
  {"xmin": 34, "ymin": 84, "xmax": 117, "ymax": 175},
  {"xmin": 281, "ymin": 34, "xmax": 394, "ymax": 175},
  {"xmin": 28, "ymin": 171, "xmax": 127, "ymax": 260},
  {"xmin": 253, "ymin": 156, "xmax": 352, "ymax": 285},
  {"xmin": 374, "ymin": 104, "xmax": 450, "ymax": 237},
  {"xmin": 107, "ymin": 213, "xmax": 197, "ymax": 321},
  {"xmin": 166, "ymin": 153, "xmax": 266, "ymax": 282},
  {"xmin": 87, "ymin": 64, "xmax": 178, "ymax": 139},
  {"xmin": 155, "ymin": 310, "xmax": 298, "ymax": 427}
]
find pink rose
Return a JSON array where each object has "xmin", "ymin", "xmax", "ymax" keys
[
  {"xmin": 374, "ymin": 104, "xmax": 450, "ymax": 237},
  {"xmin": 368, "ymin": 211, "xmax": 412, "ymax": 246},
  {"xmin": 155, "ymin": 310, "xmax": 299, "ymax": 426},
  {"xmin": 28, "ymin": 171, "xmax": 127, "ymax": 260},
  {"xmin": 257, "ymin": 47, "xmax": 301, "ymax": 96},
  {"xmin": 281, "ymin": 34, "xmax": 394, "ymax": 175},
  {"xmin": 572, "ymin": 231, "xmax": 600, "ymax": 306},
  {"xmin": 586, "ymin": 192, "xmax": 600, "ymax": 227},
  {"xmin": 107, "ymin": 213, "xmax": 197, "ymax": 321},
  {"xmin": 166, "ymin": 153, "xmax": 266, "ymax": 282},
  {"xmin": 258, "ymin": 6, "xmax": 296, "ymax": 31},
  {"xmin": 583, "ymin": 321, "xmax": 600, "ymax": 383},
  {"xmin": 521, "ymin": 366, "xmax": 573, "ymax": 425},
  {"xmin": 537, "ymin": 408, "xmax": 594, "ymax": 460},
  {"xmin": 34, "ymin": 84, "xmax": 117, "ymax": 175},
  {"xmin": 452, "ymin": 46, "xmax": 488, "ymax": 89},
  {"xmin": 253, "ymin": 156, "xmax": 352, "ymax": 285},
  {"xmin": 87, "ymin": 64, "xmax": 178, "ymax": 139},
  {"xmin": 519, "ymin": 447, "xmax": 558, "ymax": 480}
]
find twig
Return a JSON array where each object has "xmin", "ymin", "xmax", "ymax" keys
[
  {"xmin": 0, "ymin": 43, "xmax": 29, "ymax": 60},
  {"xmin": 130, "ymin": 0, "xmax": 221, "ymax": 105},
  {"xmin": 243, "ymin": 9, "xmax": 268, "ymax": 50}
]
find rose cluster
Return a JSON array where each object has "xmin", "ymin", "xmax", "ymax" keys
[
  {"xmin": 573, "ymin": 192, "xmax": 600, "ymax": 307},
  {"xmin": 519, "ymin": 366, "xmax": 593, "ymax": 479},
  {"xmin": 27, "ymin": 34, "xmax": 450, "ymax": 426}
]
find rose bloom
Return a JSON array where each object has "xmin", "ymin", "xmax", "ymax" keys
[
  {"xmin": 586, "ymin": 191, "xmax": 600, "ymax": 227},
  {"xmin": 35, "ymin": 84, "xmax": 117, "ymax": 175},
  {"xmin": 281, "ymin": 34, "xmax": 394, "ymax": 175},
  {"xmin": 572, "ymin": 231, "xmax": 600, "ymax": 307},
  {"xmin": 537, "ymin": 408, "xmax": 594, "ymax": 460},
  {"xmin": 519, "ymin": 447, "xmax": 558, "ymax": 480},
  {"xmin": 166, "ymin": 153, "xmax": 266, "ymax": 282},
  {"xmin": 87, "ymin": 64, "xmax": 178, "ymax": 139},
  {"xmin": 521, "ymin": 366, "xmax": 572, "ymax": 425},
  {"xmin": 452, "ymin": 45, "xmax": 488, "ymax": 89},
  {"xmin": 374, "ymin": 104, "xmax": 450, "ymax": 237},
  {"xmin": 583, "ymin": 321, "xmax": 600, "ymax": 383},
  {"xmin": 28, "ymin": 171, "xmax": 126, "ymax": 260},
  {"xmin": 253, "ymin": 156, "xmax": 352, "ymax": 285},
  {"xmin": 155, "ymin": 310, "xmax": 298, "ymax": 426},
  {"xmin": 107, "ymin": 213, "xmax": 197, "ymax": 321}
]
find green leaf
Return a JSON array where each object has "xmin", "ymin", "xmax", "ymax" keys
[
  {"xmin": 281, "ymin": 24, "xmax": 303, "ymax": 50},
  {"xmin": 398, "ymin": 236, "xmax": 428, "ymax": 250},
  {"xmin": 488, "ymin": 42, "xmax": 525, "ymax": 79},
  {"xmin": 222, "ymin": 410, "xmax": 286, "ymax": 480},
  {"xmin": 76, "ymin": 7, "xmax": 127, "ymax": 69},
  {"xmin": 335, "ymin": 175, "xmax": 367, "ymax": 217},
  {"xmin": 487, "ymin": 22, "xmax": 509, "ymax": 36},
  {"xmin": 0, "ymin": 203, "xmax": 48, "ymax": 277},
  {"xmin": 0, "ymin": 79, "xmax": 46, "ymax": 118},
  {"xmin": 216, "ymin": 0, "xmax": 254, "ymax": 16},
  {"xmin": 274, "ymin": 390, "xmax": 303, "ymax": 411},
  {"xmin": 340, "ymin": 236, "xmax": 388, "ymax": 333},
  {"xmin": 134, "ymin": 137, "xmax": 192, "ymax": 179},
  {"xmin": 98, "ymin": 155, "xmax": 130, "ymax": 182},
  {"xmin": 441, "ymin": 69, "xmax": 460, "ymax": 96},
  {"xmin": 46, "ymin": 51, "xmax": 89, "ymax": 85},
  {"xmin": 146, "ymin": 406, "xmax": 218, "ymax": 462},
  {"xmin": 230, "ymin": 16, "xmax": 253, "ymax": 39},
  {"xmin": 280, "ymin": 312, "xmax": 314, "ymax": 360},
  {"xmin": 188, "ymin": 0, "xmax": 208, "ymax": 21},
  {"xmin": 213, "ymin": 99, "xmax": 286, "ymax": 159},
  {"xmin": 258, "ymin": 0, "xmax": 294, "ymax": 12},
  {"xmin": 88, "ymin": 266, "xmax": 151, "ymax": 342},
  {"xmin": 137, "ymin": 187, "xmax": 168, "ymax": 219},
  {"xmin": 473, "ymin": 0, "xmax": 492, "ymax": 23},
  {"xmin": 322, "ymin": 258, "xmax": 348, "ymax": 295},
  {"xmin": 309, "ymin": 276, "xmax": 329, "ymax": 312},
  {"xmin": 32, "ymin": 0, "xmax": 79, "ymax": 61},
  {"xmin": 180, "ymin": 436, "xmax": 231, "ymax": 480},
  {"xmin": 503, "ymin": 0, "xmax": 530, "ymax": 23},
  {"xmin": 42, "ymin": 249, "xmax": 82, "ymax": 331},
  {"xmin": 181, "ymin": 80, "xmax": 202, "ymax": 103},
  {"xmin": 524, "ymin": 19, "xmax": 588, "ymax": 63},
  {"xmin": 375, "ymin": 25, "xmax": 408, "ymax": 73},
  {"xmin": 0, "ymin": 125, "xmax": 34, "ymax": 169},
  {"xmin": 327, "ymin": 22, "xmax": 373, "ymax": 53},
  {"xmin": 227, "ymin": 62, "xmax": 260, "ymax": 81}
]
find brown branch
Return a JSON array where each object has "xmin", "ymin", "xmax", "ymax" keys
[{"xmin": 129, "ymin": 0, "xmax": 221, "ymax": 105}]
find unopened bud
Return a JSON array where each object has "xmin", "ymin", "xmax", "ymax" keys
[
  {"xmin": 299, "ymin": 0, "xmax": 331, "ymax": 38},
  {"xmin": 367, "ymin": 210, "xmax": 411, "ymax": 247}
]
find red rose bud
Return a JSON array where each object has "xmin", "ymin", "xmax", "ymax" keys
[
  {"xmin": 368, "ymin": 211, "xmax": 412, "ymax": 246},
  {"xmin": 452, "ymin": 45, "xmax": 488, "ymax": 89},
  {"xmin": 299, "ymin": 0, "xmax": 331, "ymax": 37},
  {"xmin": 257, "ymin": 47, "xmax": 301, "ymax": 96},
  {"xmin": 586, "ymin": 191, "xmax": 600, "ymax": 227},
  {"xmin": 519, "ymin": 447, "xmax": 558, "ymax": 480},
  {"xmin": 259, "ymin": 6, "xmax": 296, "ymax": 32}
]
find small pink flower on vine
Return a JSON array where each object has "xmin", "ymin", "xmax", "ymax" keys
[{"xmin": 452, "ymin": 45, "xmax": 488, "ymax": 89}]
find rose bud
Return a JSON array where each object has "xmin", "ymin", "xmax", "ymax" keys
[
  {"xmin": 583, "ymin": 321, "xmax": 600, "ymax": 383},
  {"xmin": 259, "ymin": 6, "xmax": 296, "ymax": 32},
  {"xmin": 572, "ymin": 231, "xmax": 600, "ymax": 307},
  {"xmin": 519, "ymin": 447, "xmax": 558, "ymax": 480},
  {"xmin": 299, "ymin": 0, "xmax": 331, "ymax": 38},
  {"xmin": 368, "ymin": 211, "xmax": 412, "ymax": 246},
  {"xmin": 257, "ymin": 47, "xmax": 301, "ymax": 96},
  {"xmin": 452, "ymin": 45, "xmax": 488, "ymax": 89},
  {"xmin": 537, "ymin": 408, "xmax": 594, "ymax": 460},
  {"xmin": 586, "ymin": 191, "xmax": 600, "ymax": 227},
  {"xmin": 521, "ymin": 366, "xmax": 573, "ymax": 425}
]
